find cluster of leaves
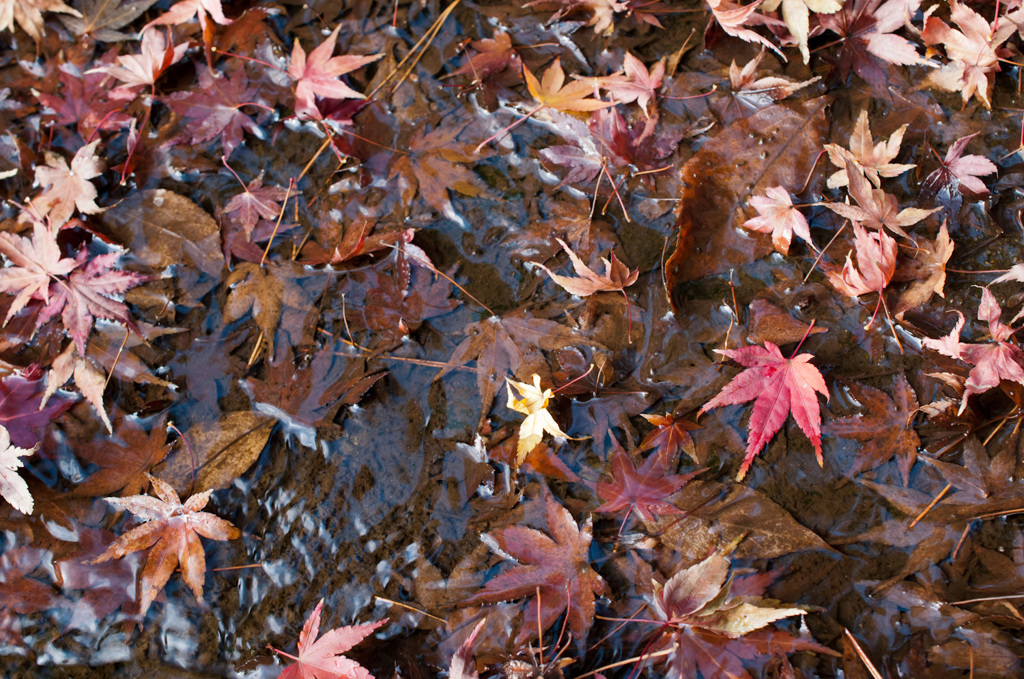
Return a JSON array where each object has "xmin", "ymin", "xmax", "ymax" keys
[{"xmin": 2, "ymin": 0, "xmax": 1024, "ymax": 677}]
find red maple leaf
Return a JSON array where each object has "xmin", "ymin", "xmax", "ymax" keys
[
  {"xmin": 36, "ymin": 251, "xmax": 146, "ymax": 354},
  {"xmin": 36, "ymin": 53, "xmax": 134, "ymax": 138},
  {"xmin": 818, "ymin": 0, "xmax": 927, "ymax": 87},
  {"xmin": 165, "ymin": 64, "xmax": 265, "ymax": 159},
  {"xmin": 700, "ymin": 340, "xmax": 829, "ymax": 480},
  {"xmin": 595, "ymin": 446, "xmax": 703, "ymax": 523},
  {"xmin": 288, "ymin": 25, "xmax": 382, "ymax": 118},
  {"xmin": 91, "ymin": 474, "xmax": 240, "ymax": 616},
  {"xmin": 269, "ymin": 599, "xmax": 384, "ymax": 679},
  {"xmin": 464, "ymin": 489, "xmax": 608, "ymax": 645}
]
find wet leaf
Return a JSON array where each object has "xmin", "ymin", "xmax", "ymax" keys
[
  {"xmin": 153, "ymin": 410, "xmax": 274, "ymax": 495},
  {"xmin": 0, "ymin": 425, "xmax": 36, "ymax": 514},
  {"xmin": 665, "ymin": 97, "xmax": 827, "ymax": 307},
  {"xmin": 523, "ymin": 58, "xmax": 613, "ymax": 112},
  {"xmin": 532, "ymin": 238, "xmax": 637, "ymax": 297},
  {"xmin": 465, "ymin": 488, "xmax": 607, "ymax": 645},
  {"xmin": 0, "ymin": 0, "xmax": 79, "ymax": 42},
  {"xmin": 70, "ymin": 415, "xmax": 172, "ymax": 498},
  {"xmin": 701, "ymin": 340, "xmax": 829, "ymax": 480},
  {"xmin": 0, "ymin": 367, "xmax": 75, "ymax": 448},
  {"xmin": 595, "ymin": 446, "xmax": 702, "ymax": 522},
  {"xmin": 100, "ymin": 188, "xmax": 224, "ymax": 300},
  {"xmin": 32, "ymin": 140, "xmax": 105, "ymax": 226},
  {"xmin": 638, "ymin": 411, "xmax": 700, "ymax": 464},
  {"xmin": 894, "ymin": 221, "xmax": 953, "ymax": 316},
  {"xmin": 271, "ymin": 599, "xmax": 385, "ymax": 679},
  {"xmin": 59, "ymin": 0, "xmax": 156, "ymax": 40},
  {"xmin": 824, "ymin": 110, "xmax": 915, "ymax": 189},
  {"xmin": 506, "ymin": 374, "xmax": 568, "ymax": 464},
  {"xmin": 741, "ymin": 186, "xmax": 812, "ymax": 256},
  {"xmin": 0, "ymin": 218, "xmax": 78, "ymax": 322},
  {"xmin": 827, "ymin": 221, "xmax": 897, "ymax": 299},
  {"xmin": 288, "ymin": 25, "xmax": 382, "ymax": 117},
  {"xmin": 825, "ymin": 375, "xmax": 920, "ymax": 484},
  {"xmin": 166, "ymin": 65, "xmax": 265, "ymax": 159},
  {"xmin": 91, "ymin": 474, "xmax": 240, "ymax": 616}
]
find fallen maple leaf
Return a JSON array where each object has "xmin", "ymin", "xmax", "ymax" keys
[
  {"xmin": 36, "ymin": 250, "xmax": 147, "ymax": 355},
  {"xmin": 707, "ymin": 0, "xmax": 786, "ymax": 59},
  {"xmin": 825, "ymin": 154, "xmax": 939, "ymax": 240},
  {"xmin": 144, "ymin": 0, "xmax": 231, "ymax": 32},
  {"xmin": 89, "ymin": 27, "xmax": 188, "ymax": 96},
  {"xmin": 923, "ymin": 288, "xmax": 1024, "ymax": 413},
  {"xmin": 532, "ymin": 238, "xmax": 638, "ymax": 297},
  {"xmin": 70, "ymin": 415, "xmax": 172, "ymax": 497},
  {"xmin": 465, "ymin": 489, "xmax": 607, "ymax": 645},
  {"xmin": 742, "ymin": 186, "xmax": 812, "ymax": 255},
  {"xmin": 761, "ymin": 0, "xmax": 844, "ymax": 64},
  {"xmin": 638, "ymin": 411, "xmax": 700, "ymax": 464},
  {"xmin": 269, "ymin": 598, "xmax": 384, "ymax": 679},
  {"xmin": 648, "ymin": 552, "xmax": 825, "ymax": 677},
  {"xmin": 827, "ymin": 220, "xmax": 897, "ymax": 299},
  {"xmin": 818, "ymin": 0, "xmax": 927, "ymax": 86},
  {"xmin": 0, "ymin": 0, "xmax": 80, "ymax": 42},
  {"xmin": 824, "ymin": 110, "xmax": 915, "ymax": 189},
  {"xmin": 448, "ymin": 619, "xmax": 485, "ymax": 679},
  {"xmin": 595, "ymin": 446, "xmax": 703, "ymax": 523},
  {"xmin": 59, "ymin": 0, "xmax": 158, "ymax": 42},
  {"xmin": 595, "ymin": 52, "xmax": 665, "ymax": 117},
  {"xmin": 921, "ymin": 0, "xmax": 1015, "ymax": 109},
  {"xmin": 825, "ymin": 375, "xmax": 920, "ymax": 484},
  {"xmin": 91, "ymin": 473, "xmax": 240, "ymax": 616},
  {"xmin": 31, "ymin": 140, "xmax": 105, "ymax": 226},
  {"xmin": 42, "ymin": 343, "xmax": 114, "ymax": 432},
  {"xmin": 506, "ymin": 374, "xmax": 569, "ymax": 464},
  {"xmin": 288, "ymin": 25, "xmax": 382, "ymax": 118},
  {"xmin": 894, "ymin": 221, "xmax": 953, "ymax": 316},
  {"xmin": 452, "ymin": 30, "xmax": 520, "ymax": 84},
  {"xmin": 524, "ymin": 58, "xmax": 614, "ymax": 113},
  {"xmin": 0, "ymin": 424, "xmax": 36, "ymax": 514},
  {"xmin": 0, "ymin": 218, "xmax": 78, "ymax": 322},
  {"xmin": 700, "ymin": 340, "xmax": 829, "ymax": 480},
  {"xmin": 223, "ymin": 170, "xmax": 290, "ymax": 241},
  {"xmin": 923, "ymin": 132, "xmax": 997, "ymax": 198},
  {"xmin": 165, "ymin": 64, "xmax": 265, "ymax": 159},
  {"xmin": 0, "ymin": 366, "xmax": 75, "ymax": 448},
  {"xmin": 721, "ymin": 48, "xmax": 819, "ymax": 118}
]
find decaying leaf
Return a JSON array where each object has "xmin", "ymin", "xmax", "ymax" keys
[
  {"xmin": 91, "ymin": 474, "xmax": 240, "ymax": 616},
  {"xmin": 532, "ymin": 238, "xmax": 637, "ymax": 297},
  {"xmin": 894, "ymin": 221, "xmax": 953, "ymax": 316},
  {"xmin": 824, "ymin": 110, "xmax": 915, "ymax": 189},
  {"xmin": 31, "ymin": 140, "xmax": 105, "ymax": 226},
  {"xmin": 760, "ymin": 0, "xmax": 844, "ymax": 64}
]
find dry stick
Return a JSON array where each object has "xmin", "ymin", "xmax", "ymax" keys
[
  {"xmin": 982, "ymin": 416, "xmax": 1009, "ymax": 446},
  {"xmin": 909, "ymin": 482, "xmax": 952, "ymax": 528},
  {"xmin": 211, "ymin": 563, "xmax": 265, "ymax": 572},
  {"xmin": 843, "ymin": 628, "xmax": 884, "ymax": 679},
  {"xmin": 246, "ymin": 331, "xmax": 264, "ymax": 369},
  {"xmin": 972, "ymin": 506, "xmax": 1024, "ymax": 521},
  {"xmin": 799, "ymin": 150, "xmax": 827, "ymax": 193},
  {"xmin": 574, "ymin": 645, "xmax": 677, "ymax": 679},
  {"xmin": 952, "ymin": 522, "xmax": 972, "ymax": 560},
  {"xmin": 260, "ymin": 178, "xmax": 296, "ymax": 266},
  {"xmin": 340, "ymin": 293, "xmax": 371, "ymax": 353},
  {"xmin": 102, "ymin": 329, "xmax": 132, "ymax": 391},
  {"xmin": 803, "ymin": 219, "xmax": 849, "ymax": 284},
  {"xmin": 368, "ymin": 0, "xmax": 462, "ymax": 100},
  {"xmin": 951, "ymin": 593, "xmax": 1024, "ymax": 606},
  {"xmin": 374, "ymin": 596, "xmax": 448, "ymax": 624}
]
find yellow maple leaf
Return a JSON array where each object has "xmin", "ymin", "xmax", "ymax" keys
[{"xmin": 506, "ymin": 374, "xmax": 568, "ymax": 464}]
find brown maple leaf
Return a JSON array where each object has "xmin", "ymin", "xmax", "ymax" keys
[
  {"xmin": 824, "ymin": 110, "xmax": 915, "ymax": 189},
  {"xmin": 638, "ymin": 411, "xmax": 700, "ymax": 464},
  {"xmin": 825, "ymin": 375, "xmax": 920, "ymax": 485},
  {"xmin": 532, "ymin": 238, "xmax": 638, "ymax": 297},
  {"xmin": 59, "ymin": 0, "xmax": 158, "ymax": 42},
  {"xmin": 91, "ymin": 474, "xmax": 240, "ymax": 616},
  {"xmin": 70, "ymin": 415, "xmax": 172, "ymax": 498},
  {"xmin": 464, "ymin": 489, "xmax": 608, "ymax": 645},
  {"xmin": 894, "ymin": 221, "xmax": 954, "ymax": 316}
]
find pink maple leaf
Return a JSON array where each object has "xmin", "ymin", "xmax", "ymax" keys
[
  {"xmin": 923, "ymin": 132, "xmax": 997, "ymax": 197},
  {"xmin": 224, "ymin": 171, "xmax": 290, "ymax": 241},
  {"xmin": 0, "ymin": 219, "xmax": 77, "ymax": 322},
  {"xmin": 288, "ymin": 25, "xmax": 382, "ymax": 118},
  {"xmin": 596, "ymin": 52, "xmax": 664, "ymax": 117},
  {"xmin": 742, "ymin": 185, "xmax": 812, "ymax": 255},
  {"xmin": 700, "ymin": 340, "xmax": 829, "ymax": 480},
  {"xmin": 924, "ymin": 288, "xmax": 1024, "ymax": 413},
  {"xmin": 707, "ymin": 0, "xmax": 786, "ymax": 59},
  {"xmin": 144, "ymin": 0, "xmax": 231, "ymax": 32},
  {"xmin": 89, "ymin": 28, "xmax": 188, "ymax": 97},
  {"xmin": 827, "ymin": 220, "xmax": 897, "ymax": 298},
  {"xmin": 36, "ymin": 251, "xmax": 146, "ymax": 354},
  {"xmin": 921, "ymin": 0, "xmax": 1015, "ymax": 109},
  {"xmin": 165, "ymin": 64, "xmax": 264, "ymax": 158},
  {"xmin": 32, "ymin": 139, "xmax": 105, "ymax": 226},
  {"xmin": 595, "ymin": 446, "xmax": 703, "ymax": 523},
  {"xmin": 270, "ymin": 599, "xmax": 384, "ymax": 679}
]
